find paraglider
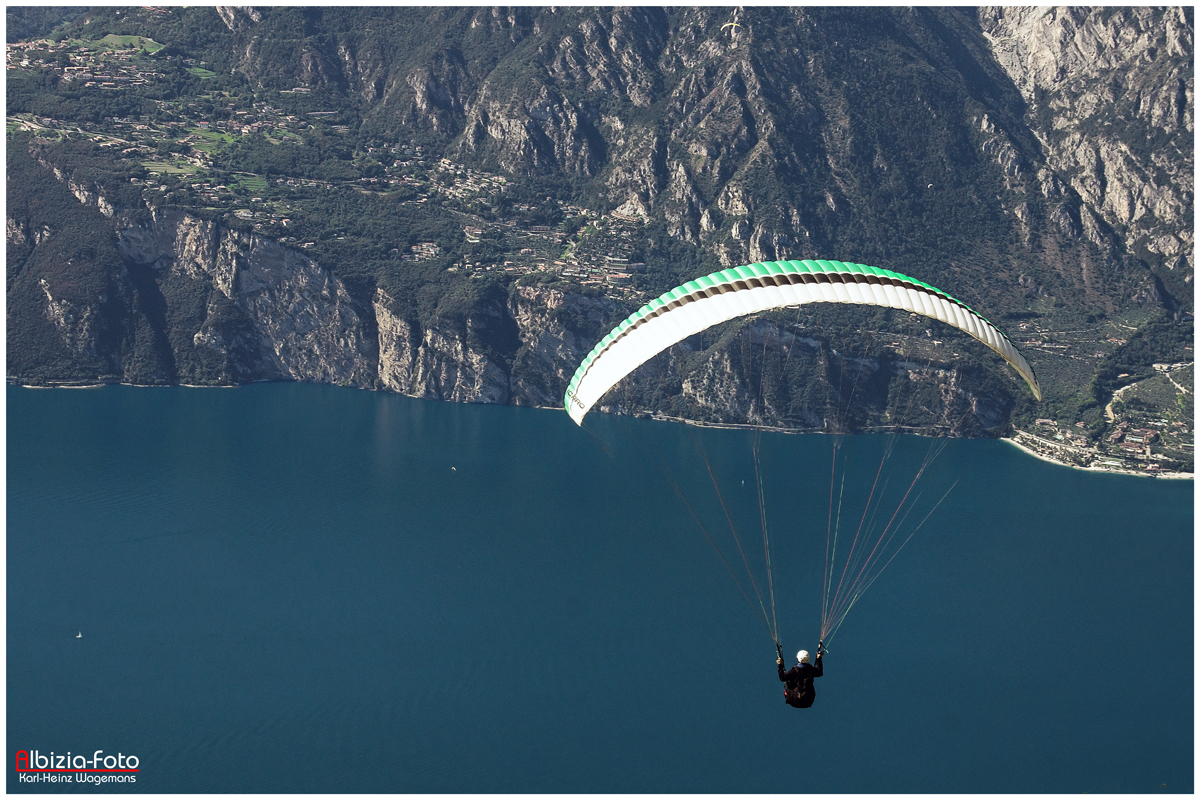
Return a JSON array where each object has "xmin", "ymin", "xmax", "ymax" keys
[
  {"xmin": 564, "ymin": 258, "xmax": 1040, "ymax": 698},
  {"xmin": 721, "ymin": 11, "xmax": 745, "ymax": 47}
]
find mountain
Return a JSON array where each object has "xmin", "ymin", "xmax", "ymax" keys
[{"xmin": 6, "ymin": 7, "xmax": 1193, "ymax": 461}]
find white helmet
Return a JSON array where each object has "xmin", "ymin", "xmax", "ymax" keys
[{"xmin": 797, "ymin": 650, "xmax": 810, "ymax": 664}]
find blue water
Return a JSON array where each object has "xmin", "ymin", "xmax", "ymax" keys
[{"xmin": 7, "ymin": 383, "xmax": 1193, "ymax": 793}]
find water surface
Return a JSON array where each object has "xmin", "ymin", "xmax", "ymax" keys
[{"xmin": 7, "ymin": 384, "xmax": 1193, "ymax": 792}]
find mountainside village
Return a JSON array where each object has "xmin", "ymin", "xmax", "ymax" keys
[
  {"xmin": 1010, "ymin": 359, "xmax": 1193, "ymax": 477},
  {"xmin": 8, "ymin": 36, "xmax": 648, "ymax": 292}
]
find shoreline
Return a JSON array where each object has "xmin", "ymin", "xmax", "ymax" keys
[
  {"xmin": 20, "ymin": 382, "xmax": 106, "ymax": 389},
  {"xmin": 632, "ymin": 411, "xmax": 958, "ymax": 437},
  {"xmin": 599, "ymin": 410, "xmax": 1196, "ymax": 479},
  {"xmin": 1001, "ymin": 435, "xmax": 1193, "ymax": 480},
  {"xmin": 11, "ymin": 381, "xmax": 1193, "ymax": 479}
]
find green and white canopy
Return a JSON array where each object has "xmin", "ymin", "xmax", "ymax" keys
[{"xmin": 564, "ymin": 259, "xmax": 1041, "ymax": 425}]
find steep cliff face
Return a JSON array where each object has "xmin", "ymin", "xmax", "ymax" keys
[
  {"xmin": 11, "ymin": 145, "xmax": 629, "ymax": 404},
  {"xmin": 3, "ymin": 170, "xmax": 1041, "ymax": 432},
  {"xmin": 979, "ymin": 7, "xmax": 1194, "ymax": 298},
  {"xmin": 373, "ymin": 287, "xmax": 510, "ymax": 403},
  {"xmin": 261, "ymin": 4, "xmax": 1175, "ymax": 312},
  {"xmin": 507, "ymin": 284, "xmax": 626, "ymax": 407},
  {"xmin": 453, "ymin": 7, "xmax": 669, "ymax": 178},
  {"xmin": 115, "ymin": 208, "xmax": 379, "ymax": 386},
  {"xmin": 668, "ymin": 321, "xmax": 1013, "ymax": 435},
  {"xmin": 116, "ymin": 207, "xmax": 219, "ymax": 279},
  {"xmin": 372, "ymin": 289, "xmax": 419, "ymax": 394},
  {"xmin": 373, "ymin": 283, "xmax": 625, "ymax": 407},
  {"xmin": 8, "ymin": 153, "xmax": 381, "ymax": 387},
  {"xmin": 456, "ymin": 81, "xmax": 606, "ymax": 178}
]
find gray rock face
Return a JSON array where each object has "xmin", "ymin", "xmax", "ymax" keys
[
  {"xmin": 457, "ymin": 83, "xmax": 605, "ymax": 178},
  {"xmin": 507, "ymin": 285, "xmax": 625, "ymax": 407},
  {"xmin": 14, "ymin": 160, "xmax": 626, "ymax": 403},
  {"xmin": 374, "ymin": 287, "xmax": 509, "ymax": 403},
  {"xmin": 681, "ymin": 345, "xmax": 761, "ymax": 423},
  {"xmin": 116, "ymin": 210, "xmax": 378, "ymax": 386},
  {"xmin": 215, "ymin": 6, "xmax": 262, "ymax": 32},
  {"xmin": 117, "ymin": 207, "xmax": 220, "ymax": 279},
  {"xmin": 38, "ymin": 277, "xmax": 101, "ymax": 361},
  {"xmin": 373, "ymin": 283, "xmax": 624, "ymax": 407},
  {"xmin": 670, "ymin": 321, "xmax": 1012, "ymax": 434},
  {"xmin": 217, "ymin": 232, "xmax": 377, "ymax": 385},
  {"xmin": 979, "ymin": 7, "xmax": 1194, "ymax": 282},
  {"xmin": 68, "ymin": 179, "xmax": 115, "ymax": 218},
  {"xmin": 8, "ymin": 187, "xmax": 1031, "ymax": 431},
  {"xmin": 373, "ymin": 288, "xmax": 420, "ymax": 394}
]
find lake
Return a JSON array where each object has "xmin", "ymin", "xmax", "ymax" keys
[{"xmin": 7, "ymin": 383, "xmax": 1193, "ymax": 793}]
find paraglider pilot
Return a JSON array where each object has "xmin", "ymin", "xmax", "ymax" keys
[{"xmin": 777, "ymin": 641, "xmax": 824, "ymax": 708}]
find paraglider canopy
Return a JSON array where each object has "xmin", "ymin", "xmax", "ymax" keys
[{"xmin": 564, "ymin": 259, "xmax": 1041, "ymax": 425}]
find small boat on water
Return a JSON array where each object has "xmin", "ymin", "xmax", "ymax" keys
[{"xmin": 76, "ymin": 632, "xmax": 82, "ymax": 639}]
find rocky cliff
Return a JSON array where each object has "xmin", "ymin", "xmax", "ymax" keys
[
  {"xmin": 8, "ymin": 153, "xmax": 625, "ymax": 405},
  {"xmin": 0, "ymin": 135, "xmax": 1164, "ymax": 435},
  {"xmin": 8, "ymin": 6, "xmax": 1193, "ymax": 436},
  {"xmin": 979, "ymin": 7, "xmax": 1193, "ymax": 305},
  {"xmin": 118, "ymin": 207, "xmax": 379, "ymax": 386},
  {"xmin": 372, "ymin": 283, "xmax": 625, "ymax": 407}
]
